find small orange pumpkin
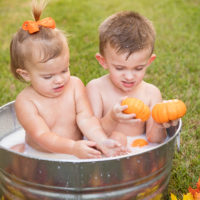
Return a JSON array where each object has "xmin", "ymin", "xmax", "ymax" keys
[
  {"xmin": 132, "ymin": 138, "xmax": 148, "ymax": 147},
  {"xmin": 121, "ymin": 97, "xmax": 150, "ymax": 122},
  {"xmin": 152, "ymin": 99, "xmax": 187, "ymax": 123}
]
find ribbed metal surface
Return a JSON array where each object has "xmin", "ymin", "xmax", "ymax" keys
[{"xmin": 0, "ymin": 101, "xmax": 181, "ymax": 200}]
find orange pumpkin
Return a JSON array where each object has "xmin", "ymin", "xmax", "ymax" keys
[
  {"xmin": 152, "ymin": 99, "xmax": 187, "ymax": 123},
  {"xmin": 121, "ymin": 97, "xmax": 150, "ymax": 122},
  {"xmin": 132, "ymin": 138, "xmax": 148, "ymax": 147}
]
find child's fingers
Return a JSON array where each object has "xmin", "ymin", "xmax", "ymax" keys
[
  {"xmin": 87, "ymin": 148, "xmax": 102, "ymax": 158},
  {"xmin": 120, "ymin": 118, "xmax": 141, "ymax": 123},
  {"xmin": 85, "ymin": 140, "xmax": 97, "ymax": 147},
  {"xmin": 103, "ymin": 139, "xmax": 121, "ymax": 148},
  {"xmin": 162, "ymin": 122, "xmax": 171, "ymax": 128},
  {"xmin": 113, "ymin": 104, "xmax": 128, "ymax": 113},
  {"xmin": 118, "ymin": 114, "xmax": 140, "ymax": 123},
  {"xmin": 84, "ymin": 142, "xmax": 102, "ymax": 158},
  {"xmin": 120, "ymin": 105, "xmax": 129, "ymax": 111},
  {"xmin": 118, "ymin": 146, "xmax": 129, "ymax": 155},
  {"xmin": 162, "ymin": 119, "xmax": 179, "ymax": 128},
  {"xmin": 171, "ymin": 119, "xmax": 179, "ymax": 126},
  {"xmin": 114, "ymin": 147, "xmax": 129, "ymax": 156},
  {"xmin": 119, "ymin": 113, "xmax": 136, "ymax": 119},
  {"xmin": 119, "ymin": 96, "xmax": 128, "ymax": 102}
]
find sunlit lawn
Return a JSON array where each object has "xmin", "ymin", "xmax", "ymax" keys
[{"xmin": 0, "ymin": 0, "xmax": 199, "ymax": 198}]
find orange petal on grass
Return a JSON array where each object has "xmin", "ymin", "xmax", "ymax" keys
[
  {"xmin": 132, "ymin": 138, "xmax": 148, "ymax": 147},
  {"xmin": 188, "ymin": 177, "xmax": 200, "ymax": 198},
  {"xmin": 197, "ymin": 177, "xmax": 200, "ymax": 190},
  {"xmin": 189, "ymin": 187, "xmax": 199, "ymax": 197},
  {"xmin": 194, "ymin": 192, "xmax": 200, "ymax": 200}
]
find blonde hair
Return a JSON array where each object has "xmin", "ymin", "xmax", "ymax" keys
[
  {"xmin": 10, "ymin": 0, "xmax": 68, "ymax": 80},
  {"xmin": 98, "ymin": 11, "xmax": 156, "ymax": 58}
]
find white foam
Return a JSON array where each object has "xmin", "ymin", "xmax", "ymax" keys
[
  {"xmin": 0, "ymin": 129, "xmax": 25, "ymax": 148},
  {"xmin": 0, "ymin": 129, "xmax": 78, "ymax": 160},
  {"xmin": 0, "ymin": 129, "xmax": 166, "ymax": 160},
  {"xmin": 127, "ymin": 135, "xmax": 159, "ymax": 154}
]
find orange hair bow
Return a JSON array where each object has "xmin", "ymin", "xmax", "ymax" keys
[{"xmin": 22, "ymin": 17, "xmax": 56, "ymax": 34}]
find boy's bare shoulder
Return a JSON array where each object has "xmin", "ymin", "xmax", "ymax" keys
[
  {"xmin": 143, "ymin": 81, "xmax": 161, "ymax": 94},
  {"xmin": 86, "ymin": 74, "xmax": 109, "ymax": 89},
  {"xmin": 143, "ymin": 81, "xmax": 162, "ymax": 103}
]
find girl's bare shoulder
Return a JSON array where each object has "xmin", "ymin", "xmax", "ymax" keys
[
  {"xmin": 15, "ymin": 87, "xmax": 34, "ymax": 102},
  {"xmin": 15, "ymin": 87, "xmax": 37, "ymax": 112},
  {"xmin": 70, "ymin": 76, "xmax": 83, "ymax": 83},
  {"xmin": 69, "ymin": 76, "xmax": 85, "ymax": 88}
]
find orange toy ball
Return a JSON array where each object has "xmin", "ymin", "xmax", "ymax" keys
[
  {"xmin": 132, "ymin": 138, "xmax": 149, "ymax": 147},
  {"xmin": 152, "ymin": 99, "xmax": 187, "ymax": 123},
  {"xmin": 121, "ymin": 97, "xmax": 150, "ymax": 122}
]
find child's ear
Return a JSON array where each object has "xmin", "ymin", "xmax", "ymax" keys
[
  {"xmin": 147, "ymin": 54, "xmax": 156, "ymax": 66},
  {"xmin": 16, "ymin": 68, "xmax": 31, "ymax": 82},
  {"xmin": 95, "ymin": 53, "xmax": 107, "ymax": 69}
]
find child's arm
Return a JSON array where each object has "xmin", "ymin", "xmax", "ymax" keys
[
  {"xmin": 86, "ymin": 83, "xmax": 137, "ymax": 135},
  {"xmin": 145, "ymin": 87, "xmax": 167, "ymax": 143},
  {"xmin": 86, "ymin": 81, "xmax": 117, "ymax": 134},
  {"xmin": 15, "ymin": 96, "xmax": 101, "ymax": 159},
  {"xmin": 75, "ymin": 78, "xmax": 126, "ymax": 156}
]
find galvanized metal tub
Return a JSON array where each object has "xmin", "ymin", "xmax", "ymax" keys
[{"xmin": 0, "ymin": 101, "xmax": 181, "ymax": 200}]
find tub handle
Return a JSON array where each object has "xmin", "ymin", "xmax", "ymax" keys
[{"xmin": 176, "ymin": 130, "xmax": 181, "ymax": 152}]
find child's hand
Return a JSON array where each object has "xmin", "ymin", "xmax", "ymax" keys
[
  {"xmin": 162, "ymin": 119, "xmax": 179, "ymax": 128},
  {"xmin": 73, "ymin": 140, "xmax": 102, "ymax": 159},
  {"xmin": 158, "ymin": 100, "xmax": 180, "ymax": 128},
  {"xmin": 152, "ymin": 99, "xmax": 185, "ymax": 128},
  {"xmin": 98, "ymin": 139, "xmax": 128, "ymax": 157},
  {"xmin": 111, "ymin": 97, "xmax": 141, "ymax": 123}
]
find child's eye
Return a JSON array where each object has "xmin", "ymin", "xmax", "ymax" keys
[
  {"xmin": 43, "ymin": 76, "xmax": 52, "ymax": 79},
  {"xmin": 62, "ymin": 69, "xmax": 68, "ymax": 73},
  {"xmin": 62, "ymin": 67, "xmax": 69, "ymax": 73},
  {"xmin": 135, "ymin": 67, "xmax": 144, "ymax": 71},
  {"xmin": 115, "ymin": 67, "xmax": 123, "ymax": 71}
]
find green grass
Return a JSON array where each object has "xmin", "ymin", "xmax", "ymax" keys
[{"xmin": 0, "ymin": 0, "xmax": 199, "ymax": 198}]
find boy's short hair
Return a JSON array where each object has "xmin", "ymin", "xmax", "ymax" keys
[{"xmin": 98, "ymin": 11, "xmax": 156, "ymax": 58}]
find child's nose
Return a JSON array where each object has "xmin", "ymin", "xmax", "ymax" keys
[
  {"xmin": 54, "ymin": 75, "xmax": 64, "ymax": 84},
  {"xmin": 125, "ymin": 71, "xmax": 134, "ymax": 80}
]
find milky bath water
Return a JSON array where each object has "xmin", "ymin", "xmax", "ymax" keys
[{"xmin": 0, "ymin": 128, "xmax": 167, "ymax": 161}]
